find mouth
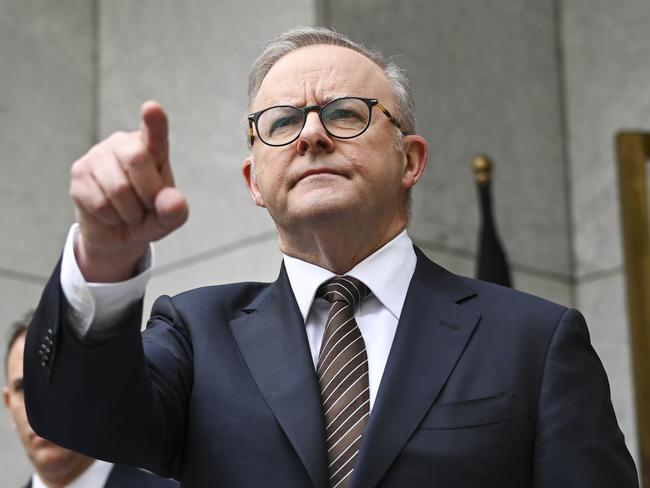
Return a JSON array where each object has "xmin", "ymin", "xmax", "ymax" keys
[{"xmin": 294, "ymin": 168, "xmax": 343, "ymax": 185}]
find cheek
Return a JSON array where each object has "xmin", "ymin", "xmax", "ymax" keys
[
  {"xmin": 254, "ymin": 159, "xmax": 288, "ymax": 194},
  {"xmin": 12, "ymin": 409, "xmax": 33, "ymax": 444},
  {"xmin": 257, "ymin": 169, "xmax": 284, "ymax": 201},
  {"xmin": 349, "ymin": 148, "xmax": 402, "ymax": 185}
]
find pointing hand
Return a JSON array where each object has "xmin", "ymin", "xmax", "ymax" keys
[{"xmin": 69, "ymin": 101, "xmax": 188, "ymax": 282}]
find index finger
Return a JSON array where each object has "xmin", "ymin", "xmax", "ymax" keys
[{"xmin": 140, "ymin": 100, "xmax": 169, "ymax": 166}]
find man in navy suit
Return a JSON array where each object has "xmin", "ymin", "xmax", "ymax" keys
[
  {"xmin": 4, "ymin": 315, "xmax": 178, "ymax": 487},
  {"xmin": 24, "ymin": 27, "xmax": 637, "ymax": 487}
]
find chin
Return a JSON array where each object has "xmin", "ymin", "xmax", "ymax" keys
[
  {"xmin": 32, "ymin": 444, "xmax": 76, "ymax": 470},
  {"xmin": 294, "ymin": 187, "xmax": 358, "ymax": 212},
  {"xmin": 293, "ymin": 199, "xmax": 353, "ymax": 223}
]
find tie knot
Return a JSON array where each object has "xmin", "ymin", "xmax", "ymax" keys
[{"xmin": 317, "ymin": 276, "xmax": 369, "ymax": 306}]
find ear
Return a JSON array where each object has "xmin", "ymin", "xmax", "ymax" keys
[
  {"xmin": 2, "ymin": 386, "xmax": 10, "ymax": 408},
  {"xmin": 242, "ymin": 157, "xmax": 266, "ymax": 208},
  {"xmin": 400, "ymin": 135, "xmax": 428, "ymax": 190}
]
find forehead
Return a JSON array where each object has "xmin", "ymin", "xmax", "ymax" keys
[
  {"xmin": 6, "ymin": 333, "xmax": 25, "ymax": 381},
  {"xmin": 254, "ymin": 44, "xmax": 392, "ymax": 109}
]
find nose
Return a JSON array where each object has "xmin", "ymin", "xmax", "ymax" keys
[{"xmin": 296, "ymin": 111, "xmax": 335, "ymax": 155}]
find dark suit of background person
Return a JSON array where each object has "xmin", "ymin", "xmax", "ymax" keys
[
  {"xmin": 22, "ymin": 464, "xmax": 179, "ymax": 488},
  {"xmin": 4, "ymin": 319, "xmax": 178, "ymax": 488},
  {"xmin": 23, "ymin": 27, "xmax": 638, "ymax": 487}
]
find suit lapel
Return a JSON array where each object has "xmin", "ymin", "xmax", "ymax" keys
[
  {"xmin": 352, "ymin": 249, "xmax": 480, "ymax": 487},
  {"xmin": 229, "ymin": 264, "xmax": 329, "ymax": 488}
]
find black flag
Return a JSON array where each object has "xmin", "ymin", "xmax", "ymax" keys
[{"xmin": 474, "ymin": 155, "xmax": 512, "ymax": 287}]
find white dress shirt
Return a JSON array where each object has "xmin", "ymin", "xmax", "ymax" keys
[
  {"xmin": 283, "ymin": 231, "xmax": 416, "ymax": 410},
  {"xmin": 32, "ymin": 460, "xmax": 113, "ymax": 488},
  {"xmin": 61, "ymin": 225, "xmax": 417, "ymax": 410},
  {"xmin": 61, "ymin": 225, "xmax": 153, "ymax": 337}
]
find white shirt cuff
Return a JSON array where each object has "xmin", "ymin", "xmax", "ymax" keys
[{"xmin": 60, "ymin": 223, "xmax": 154, "ymax": 338}]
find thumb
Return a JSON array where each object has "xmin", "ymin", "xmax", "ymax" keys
[
  {"xmin": 155, "ymin": 187, "xmax": 189, "ymax": 230},
  {"xmin": 135, "ymin": 187, "xmax": 189, "ymax": 243}
]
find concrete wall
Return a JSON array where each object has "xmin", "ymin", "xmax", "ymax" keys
[
  {"xmin": 0, "ymin": 0, "xmax": 645, "ymax": 483},
  {"xmin": 0, "ymin": 1, "xmax": 93, "ymax": 485},
  {"xmin": 561, "ymin": 0, "xmax": 650, "ymax": 465}
]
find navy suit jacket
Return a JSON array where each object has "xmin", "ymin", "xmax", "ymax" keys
[
  {"xmin": 22, "ymin": 463, "xmax": 178, "ymax": 487},
  {"xmin": 24, "ymin": 248, "xmax": 638, "ymax": 487}
]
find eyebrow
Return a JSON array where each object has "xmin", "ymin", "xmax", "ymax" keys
[
  {"xmin": 267, "ymin": 93, "xmax": 353, "ymax": 108},
  {"xmin": 320, "ymin": 93, "xmax": 352, "ymax": 105},
  {"xmin": 11, "ymin": 377, "xmax": 24, "ymax": 391}
]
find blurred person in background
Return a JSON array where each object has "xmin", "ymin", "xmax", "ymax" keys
[{"xmin": 3, "ymin": 312, "xmax": 179, "ymax": 488}]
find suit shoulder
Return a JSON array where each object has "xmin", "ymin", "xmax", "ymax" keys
[
  {"xmin": 151, "ymin": 280, "xmax": 273, "ymax": 319},
  {"xmin": 415, "ymin": 247, "xmax": 567, "ymax": 317},
  {"xmin": 173, "ymin": 280, "xmax": 271, "ymax": 304},
  {"xmin": 455, "ymin": 275, "xmax": 572, "ymax": 335},
  {"xmin": 462, "ymin": 275, "xmax": 566, "ymax": 312}
]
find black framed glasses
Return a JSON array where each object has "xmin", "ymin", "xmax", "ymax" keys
[{"xmin": 247, "ymin": 96, "xmax": 406, "ymax": 147}]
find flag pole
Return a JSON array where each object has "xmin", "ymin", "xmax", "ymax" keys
[{"xmin": 473, "ymin": 155, "xmax": 512, "ymax": 287}]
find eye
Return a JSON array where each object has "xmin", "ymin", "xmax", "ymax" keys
[
  {"xmin": 269, "ymin": 114, "xmax": 301, "ymax": 134},
  {"xmin": 326, "ymin": 108, "xmax": 362, "ymax": 121},
  {"xmin": 322, "ymin": 99, "xmax": 369, "ymax": 131},
  {"xmin": 12, "ymin": 378, "xmax": 24, "ymax": 394}
]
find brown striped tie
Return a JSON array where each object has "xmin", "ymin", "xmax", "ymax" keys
[{"xmin": 316, "ymin": 276, "xmax": 370, "ymax": 488}]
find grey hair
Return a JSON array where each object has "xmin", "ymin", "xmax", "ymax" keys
[{"xmin": 247, "ymin": 26, "xmax": 416, "ymax": 135}]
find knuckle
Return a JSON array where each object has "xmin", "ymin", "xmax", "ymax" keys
[
  {"xmin": 107, "ymin": 132, "xmax": 142, "ymax": 159},
  {"xmin": 70, "ymin": 159, "xmax": 86, "ymax": 180},
  {"xmin": 68, "ymin": 184, "xmax": 80, "ymax": 203},
  {"xmin": 125, "ymin": 148, "xmax": 150, "ymax": 170},
  {"xmin": 107, "ymin": 130, "xmax": 129, "ymax": 142},
  {"xmin": 106, "ymin": 179, "xmax": 132, "ymax": 199},
  {"xmin": 111, "ymin": 137, "xmax": 150, "ymax": 171},
  {"xmin": 82, "ymin": 145, "xmax": 107, "ymax": 167},
  {"xmin": 91, "ymin": 196, "xmax": 112, "ymax": 215},
  {"xmin": 87, "ymin": 144, "xmax": 103, "ymax": 157},
  {"xmin": 73, "ymin": 187, "xmax": 112, "ymax": 218}
]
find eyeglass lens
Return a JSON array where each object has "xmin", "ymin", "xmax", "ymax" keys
[{"xmin": 256, "ymin": 98, "xmax": 371, "ymax": 146}]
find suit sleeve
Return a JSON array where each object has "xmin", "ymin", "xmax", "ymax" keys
[
  {"xmin": 59, "ymin": 223, "xmax": 153, "ymax": 340},
  {"xmin": 23, "ymin": 261, "xmax": 192, "ymax": 480},
  {"xmin": 531, "ymin": 308, "xmax": 638, "ymax": 487}
]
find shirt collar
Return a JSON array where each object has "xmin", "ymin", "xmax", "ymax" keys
[
  {"xmin": 283, "ymin": 230, "xmax": 416, "ymax": 322},
  {"xmin": 33, "ymin": 460, "xmax": 114, "ymax": 488}
]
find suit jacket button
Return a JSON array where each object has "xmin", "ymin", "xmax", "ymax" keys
[{"xmin": 41, "ymin": 361, "xmax": 47, "ymax": 367}]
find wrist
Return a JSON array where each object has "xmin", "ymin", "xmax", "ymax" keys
[{"xmin": 75, "ymin": 234, "xmax": 148, "ymax": 283}]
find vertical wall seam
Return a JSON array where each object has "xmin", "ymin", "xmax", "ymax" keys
[
  {"xmin": 315, "ymin": 0, "xmax": 331, "ymax": 27},
  {"xmin": 91, "ymin": 0, "xmax": 100, "ymax": 143},
  {"xmin": 552, "ymin": 0, "xmax": 577, "ymax": 306}
]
